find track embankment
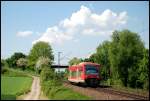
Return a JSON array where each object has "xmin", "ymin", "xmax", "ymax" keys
[{"xmin": 63, "ymin": 82, "xmax": 149, "ymax": 100}]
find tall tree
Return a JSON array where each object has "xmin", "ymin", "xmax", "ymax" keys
[
  {"xmin": 108, "ymin": 31, "xmax": 120, "ymax": 81},
  {"xmin": 137, "ymin": 48, "xmax": 149, "ymax": 89},
  {"xmin": 89, "ymin": 53, "xmax": 97, "ymax": 63},
  {"xmin": 95, "ymin": 41, "xmax": 111, "ymax": 80},
  {"xmin": 28, "ymin": 41, "xmax": 54, "ymax": 67},
  {"xmin": 109, "ymin": 29, "xmax": 145, "ymax": 87}
]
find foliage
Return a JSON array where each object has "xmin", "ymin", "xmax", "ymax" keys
[
  {"xmin": 28, "ymin": 41, "xmax": 54, "ymax": 67},
  {"xmin": 107, "ymin": 30, "xmax": 145, "ymax": 87},
  {"xmin": 1, "ymin": 59, "xmax": 8, "ymax": 74},
  {"xmin": 16, "ymin": 58, "xmax": 28, "ymax": 70},
  {"xmin": 40, "ymin": 66, "xmax": 63, "ymax": 99},
  {"xmin": 137, "ymin": 48, "xmax": 149, "ymax": 89},
  {"xmin": 88, "ymin": 53, "xmax": 97, "ymax": 62},
  {"xmin": 82, "ymin": 29, "xmax": 149, "ymax": 90},
  {"xmin": 1, "ymin": 59, "xmax": 5, "ymax": 67},
  {"xmin": 68, "ymin": 57, "xmax": 82, "ymax": 66},
  {"xmin": 5, "ymin": 52, "xmax": 26, "ymax": 68},
  {"xmin": 108, "ymin": 31, "xmax": 120, "ymax": 80},
  {"xmin": 36, "ymin": 56, "xmax": 51, "ymax": 74},
  {"xmin": 2, "ymin": 68, "xmax": 30, "ymax": 77},
  {"xmin": 94, "ymin": 41, "xmax": 111, "ymax": 80},
  {"xmin": 40, "ymin": 66, "xmax": 55, "ymax": 82},
  {"xmin": 62, "ymin": 68, "xmax": 69, "ymax": 80},
  {"xmin": 1, "ymin": 68, "xmax": 9, "ymax": 74}
]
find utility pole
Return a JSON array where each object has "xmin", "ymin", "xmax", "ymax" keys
[{"xmin": 58, "ymin": 52, "xmax": 62, "ymax": 73}]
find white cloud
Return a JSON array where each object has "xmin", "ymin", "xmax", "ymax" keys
[
  {"xmin": 33, "ymin": 5, "xmax": 128, "ymax": 44},
  {"xmin": 32, "ymin": 26, "xmax": 72, "ymax": 44},
  {"xmin": 17, "ymin": 31, "xmax": 33, "ymax": 37}
]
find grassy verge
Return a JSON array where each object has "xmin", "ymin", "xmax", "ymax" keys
[
  {"xmin": 6, "ymin": 67, "xmax": 39, "ymax": 77},
  {"xmin": 2, "ymin": 68, "xmax": 30, "ymax": 77},
  {"xmin": 39, "ymin": 91, "xmax": 49, "ymax": 100},
  {"xmin": 111, "ymin": 85, "xmax": 149, "ymax": 96},
  {"xmin": 100, "ymin": 80, "xmax": 149, "ymax": 97},
  {"xmin": 48, "ymin": 86, "xmax": 91, "ymax": 100}
]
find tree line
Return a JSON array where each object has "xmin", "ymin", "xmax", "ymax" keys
[
  {"xmin": 1, "ymin": 42, "xmax": 54, "ymax": 72},
  {"xmin": 69, "ymin": 29, "xmax": 149, "ymax": 90},
  {"xmin": 1, "ymin": 29, "xmax": 149, "ymax": 90}
]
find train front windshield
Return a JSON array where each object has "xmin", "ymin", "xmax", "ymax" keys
[{"xmin": 85, "ymin": 65, "xmax": 98, "ymax": 74}]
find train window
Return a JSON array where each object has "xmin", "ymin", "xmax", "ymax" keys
[{"xmin": 85, "ymin": 65, "xmax": 98, "ymax": 74}]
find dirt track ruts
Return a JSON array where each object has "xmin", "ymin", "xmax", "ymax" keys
[{"xmin": 24, "ymin": 76, "xmax": 41, "ymax": 100}]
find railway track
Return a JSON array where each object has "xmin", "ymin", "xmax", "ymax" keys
[
  {"xmin": 94, "ymin": 87, "xmax": 149, "ymax": 100},
  {"xmin": 64, "ymin": 81, "xmax": 149, "ymax": 100}
]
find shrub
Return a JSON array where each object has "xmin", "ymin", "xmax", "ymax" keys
[
  {"xmin": 16, "ymin": 58, "xmax": 27, "ymax": 70},
  {"xmin": 36, "ymin": 56, "xmax": 51, "ymax": 74},
  {"xmin": 40, "ymin": 66, "xmax": 55, "ymax": 83},
  {"xmin": 1, "ymin": 68, "xmax": 9, "ymax": 74},
  {"xmin": 40, "ymin": 66, "xmax": 62, "ymax": 98},
  {"xmin": 49, "ymin": 86, "xmax": 63, "ymax": 98}
]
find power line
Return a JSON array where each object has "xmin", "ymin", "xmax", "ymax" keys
[{"xmin": 60, "ymin": 52, "xmax": 72, "ymax": 60}]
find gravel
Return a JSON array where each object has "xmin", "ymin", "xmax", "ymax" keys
[{"xmin": 63, "ymin": 83, "xmax": 134, "ymax": 100}]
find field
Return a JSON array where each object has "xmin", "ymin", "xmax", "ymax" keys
[{"xmin": 1, "ymin": 76, "xmax": 33, "ymax": 100}]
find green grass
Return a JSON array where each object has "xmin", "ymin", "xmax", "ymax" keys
[
  {"xmin": 1, "ymin": 76, "xmax": 33, "ymax": 100},
  {"xmin": 12, "ymin": 67, "xmax": 40, "ymax": 77},
  {"xmin": 48, "ymin": 86, "xmax": 91, "ymax": 100},
  {"xmin": 2, "ymin": 69, "xmax": 29, "ymax": 77},
  {"xmin": 3, "ymin": 67, "xmax": 39, "ymax": 77}
]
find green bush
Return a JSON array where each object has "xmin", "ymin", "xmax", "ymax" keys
[
  {"xmin": 49, "ymin": 86, "xmax": 64, "ymax": 98},
  {"xmin": 2, "ymin": 68, "xmax": 30, "ymax": 77},
  {"xmin": 1, "ymin": 68, "xmax": 9, "ymax": 74},
  {"xmin": 40, "ymin": 66, "xmax": 55, "ymax": 83},
  {"xmin": 114, "ymin": 79, "xmax": 123, "ymax": 86},
  {"xmin": 106, "ymin": 79, "xmax": 111, "ymax": 86},
  {"xmin": 42, "ymin": 81, "xmax": 52, "ymax": 96},
  {"xmin": 40, "ymin": 66, "xmax": 62, "ymax": 99},
  {"xmin": 143, "ymin": 80, "xmax": 149, "ymax": 90}
]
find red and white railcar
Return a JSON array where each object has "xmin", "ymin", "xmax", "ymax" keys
[{"xmin": 68, "ymin": 62, "xmax": 101, "ymax": 86}]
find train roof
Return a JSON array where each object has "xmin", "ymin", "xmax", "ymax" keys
[
  {"xmin": 79, "ymin": 62, "xmax": 100, "ymax": 66},
  {"xmin": 69, "ymin": 62, "xmax": 100, "ymax": 67}
]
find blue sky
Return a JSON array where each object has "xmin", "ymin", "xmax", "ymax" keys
[{"xmin": 1, "ymin": 1, "xmax": 149, "ymax": 65}]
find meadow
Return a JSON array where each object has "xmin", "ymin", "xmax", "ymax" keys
[{"xmin": 1, "ymin": 70, "xmax": 33, "ymax": 100}]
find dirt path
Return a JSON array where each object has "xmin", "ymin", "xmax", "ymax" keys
[{"xmin": 24, "ymin": 76, "xmax": 41, "ymax": 100}]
